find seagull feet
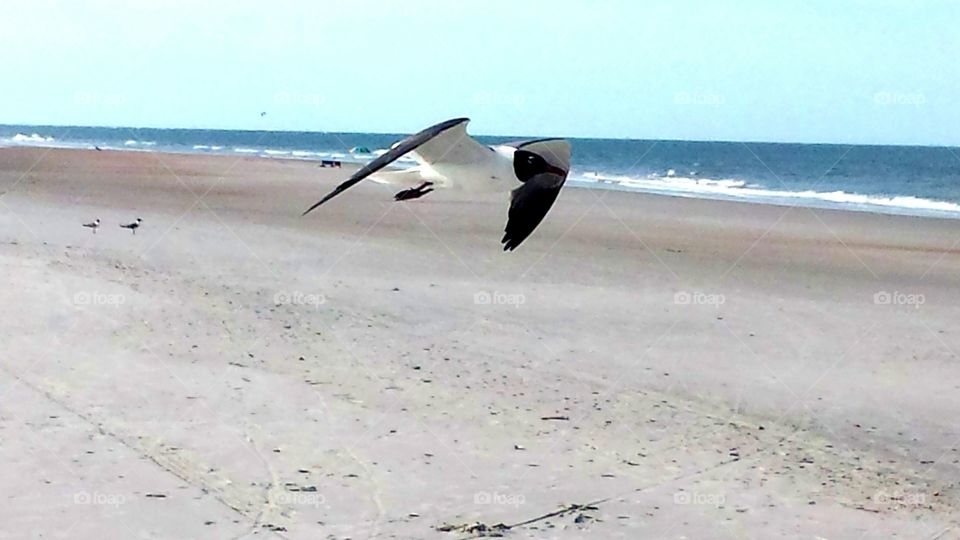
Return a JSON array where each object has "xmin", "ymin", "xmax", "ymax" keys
[{"xmin": 394, "ymin": 182, "xmax": 434, "ymax": 202}]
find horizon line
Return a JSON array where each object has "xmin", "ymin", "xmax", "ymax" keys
[{"xmin": 1, "ymin": 122, "xmax": 957, "ymax": 150}]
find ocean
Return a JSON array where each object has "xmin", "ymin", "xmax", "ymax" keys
[{"xmin": 3, "ymin": 124, "xmax": 960, "ymax": 218}]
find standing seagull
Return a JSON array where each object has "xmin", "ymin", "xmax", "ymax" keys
[
  {"xmin": 120, "ymin": 218, "xmax": 142, "ymax": 235},
  {"xmin": 302, "ymin": 118, "xmax": 571, "ymax": 251},
  {"xmin": 82, "ymin": 218, "xmax": 100, "ymax": 234}
]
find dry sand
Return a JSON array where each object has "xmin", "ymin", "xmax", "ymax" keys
[{"xmin": 1, "ymin": 147, "xmax": 960, "ymax": 538}]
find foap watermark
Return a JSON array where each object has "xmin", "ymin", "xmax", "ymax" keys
[
  {"xmin": 74, "ymin": 91, "xmax": 127, "ymax": 108},
  {"xmin": 873, "ymin": 489, "xmax": 927, "ymax": 507},
  {"xmin": 673, "ymin": 490, "xmax": 725, "ymax": 507},
  {"xmin": 474, "ymin": 491, "xmax": 526, "ymax": 507},
  {"xmin": 74, "ymin": 490, "xmax": 126, "ymax": 507},
  {"xmin": 674, "ymin": 91, "xmax": 725, "ymax": 107},
  {"xmin": 274, "ymin": 291, "xmax": 326, "ymax": 308},
  {"xmin": 73, "ymin": 291, "xmax": 125, "ymax": 307},
  {"xmin": 273, "ymin": 90, "xmax": 326, "ymax": 108},
  {"xmin": 474, "ymin": 290, "xmax": 525, "ymax": 307},
  {"xmin": 873, "ymin": 290, "xmax": 924, "ymax": 309},
  {"xmin": 873, "ymin": 91, "xmax": 925, "ymax": 107},
  {"xmin": 276, "ymin": 490, "xmax": 325, "ymax": 507},
  {"xmin": 674, "ymin": 290, "xmax": 725, "ymax": 306},
  {"xmin": 473, "ymin": 91, "xmax": 525, "ymax": 108}
]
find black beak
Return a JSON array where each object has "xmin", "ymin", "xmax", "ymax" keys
[{"xmin": 545, "ymin": 164, "xmax": 567, "ymax": 177}]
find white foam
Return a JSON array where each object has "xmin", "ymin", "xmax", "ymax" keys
[
  {"xmin": 10, "ymin": 133, "xmax": 55, "ymax": 143},
  {"xmin": 292, "ymin": 150, "xmax": 320, "ymax": 157},
  {"xmin": 264, "ymin": 149, "xmax": 289, "ymax": 156},
  {"xmin": 576, "ymin": 172, "xmax": 960, "ymax": 217},
  {"xmin": 233, "ymin": 147, "xmax": 259, "ymax": 154},
  {"xmin": 761, "ymin": 189, "xmax": 960, "ymax": 213}
]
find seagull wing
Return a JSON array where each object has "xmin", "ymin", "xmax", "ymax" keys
[
  {"xmin": 405, "ymin": 120, "xmax": 493, "ymax": 167},
  {"xmin": 303, "ymin": 117, "xmax": 490, "ymax": 215},
  {"xmin": 502, "ymin": 173, "xmax": 567, "ymax": 251}
]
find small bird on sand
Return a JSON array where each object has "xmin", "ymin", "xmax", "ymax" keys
[
  {"xmin": 120, "ymin": 218, "xmax": 142, "ymax": 234},
  {"xmin": 82, "ymin": 219, "xmax": 100, "ymax": 233},
  {"xmin": 303, "ymin": 118, "xmax": 571, "ymax": 251}
]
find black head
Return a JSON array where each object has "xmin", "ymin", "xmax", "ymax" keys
[{"xmin": 513, "ymin": 150, "xmax": 567, "ymax": 182}]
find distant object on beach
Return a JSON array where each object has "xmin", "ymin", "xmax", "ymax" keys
[
  {"xmin": 94, "ymin": 146, "xmax": 102, "ymax": 151},
  {"xmin": 82, "ymin": 219, "xmax": 100, "ymax": 233},
  {"xmin": 350, "ymin": 146, "xmax": 372, "ymax": 154},
  {"xmin": 120, "ymin": 218, "xmax": 142, "ymax": 234},
  {"xmin": 320, "ymin": 160, "xmax": 342, "ymax": 168},
  {"xmin": 303, "ymin": 118, "xmax": 571, "ymax": 251}
]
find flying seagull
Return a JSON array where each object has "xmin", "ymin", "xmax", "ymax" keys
[
  {"xmin": 82, "ymin": 218, "xmax": 100, "ymax": 233},
  {"xmin": 120, "ymin": 218, "xmax": 142, "ymax": 234},
  {"xmin": 302, "ymin": 118, "xmax": 571, "ymax": 251}
]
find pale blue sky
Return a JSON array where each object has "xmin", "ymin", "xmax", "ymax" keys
[{"xmin": 2, "ymin": 0, "xmax": 957, "ymax": 145}]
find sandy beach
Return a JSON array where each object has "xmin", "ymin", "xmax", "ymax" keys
[{"xmin": 2, "ymin": 146, "xmax": 960, "ymax": 538}]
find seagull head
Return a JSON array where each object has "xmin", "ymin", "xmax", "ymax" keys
[
  {"xmin": 505, "ymin": 139, "xmax": 572, "ymax": 183},
  {"xmin": 513, "ymin": 150, "xmax": 568, "ymax": 181}
]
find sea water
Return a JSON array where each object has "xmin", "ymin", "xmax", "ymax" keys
[{"xmin": 3, "ymin": 124, "xmax": 959, "ymax": 218}]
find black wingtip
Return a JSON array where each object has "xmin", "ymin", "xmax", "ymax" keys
[
  {"xmin": 302, "ymin": 191, "xmax": 337, "ymax": 216},
  {"xmin": 500, "ymin": 234, "xmax": 520, "ymax": 252},
  {"xmin": 302, "ymin": 202, "xmax": 321, "ymax": 217}
]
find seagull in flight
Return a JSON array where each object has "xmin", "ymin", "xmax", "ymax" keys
[
  {"xmin": 302, "ymin": 118, "xmax": 571, "ymax": 251},
  {"xmin": 82, "ymin": 218, "xmax": 100, "ymax": 233},
  {"xmin": 120, "ymin": 218, "xmax": 142, "ymax": 235}
]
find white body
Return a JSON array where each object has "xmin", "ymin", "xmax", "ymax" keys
[{"xmin": 370, "ymin": 122, "xmax": 520, "ymax": 193}]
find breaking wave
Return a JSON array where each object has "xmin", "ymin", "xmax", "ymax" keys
[{"xmin": 576, "ymin": 172, "xmax": 960, "ymax": 217}]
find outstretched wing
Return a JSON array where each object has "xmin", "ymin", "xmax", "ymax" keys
[
  {"xmin": 501, "ymin": 173, "xmax": 566, "ymax": 251},
  {"xmin": 303, "ymin": 117, "xmax": 487, "ymax": 215},
  {"xmin": 406, "ymin": 120, "xmax": 493, "ymax": 167}
]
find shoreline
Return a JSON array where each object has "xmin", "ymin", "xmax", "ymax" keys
[{"xmin": 4, "ymin": 140, "xmax": 960, "ymax": 221}]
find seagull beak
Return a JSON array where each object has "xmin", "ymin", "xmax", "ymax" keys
[{"xmin": 545, "ymin": 164, "xmax": 568, "ymax": 177}]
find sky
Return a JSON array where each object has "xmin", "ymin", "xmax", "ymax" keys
[{"xmin": 1, "ymin": 0, "xmax": 958, "ymax": 145}]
